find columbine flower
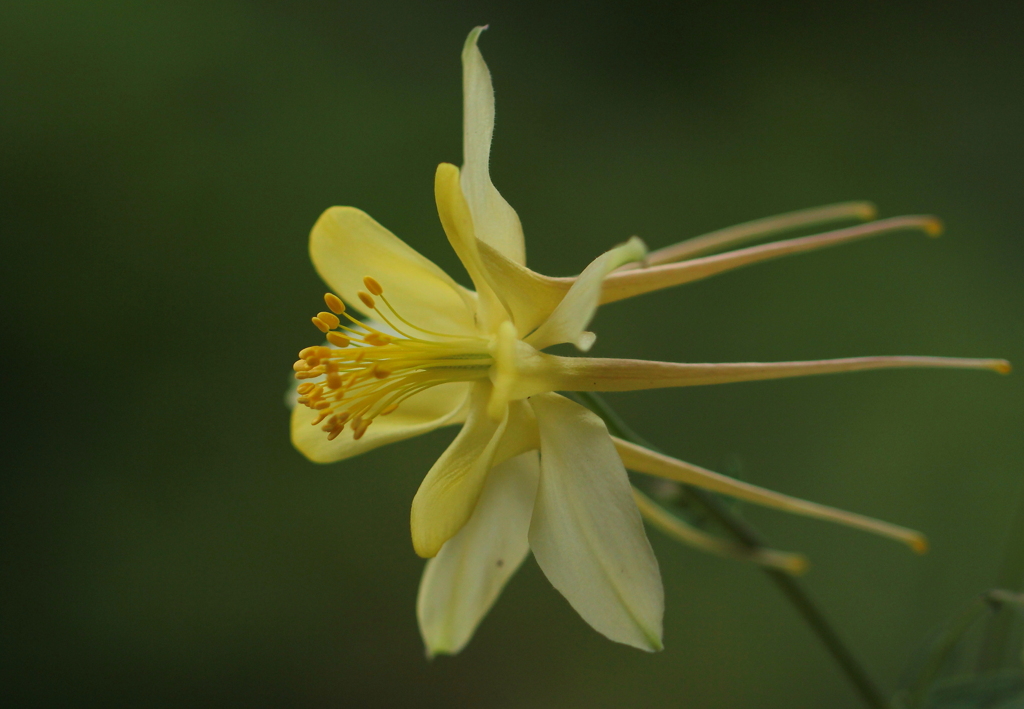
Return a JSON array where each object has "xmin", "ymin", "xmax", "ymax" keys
[{"xmin": 291, "ymin": 27, "xmax": 1009, "ymax": 654}]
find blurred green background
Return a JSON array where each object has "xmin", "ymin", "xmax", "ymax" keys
[{"xmin": 2, "ymin": 1, "xmax": 1022, "ymax": 707}]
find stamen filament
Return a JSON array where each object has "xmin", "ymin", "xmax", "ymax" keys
[
  {"xmin": 379, "ymin": 293, "xmax": 473, "ymax": 340},
  {"xmin": 296, "ymin": 285, "xmax": 492, "ymax": 440}
]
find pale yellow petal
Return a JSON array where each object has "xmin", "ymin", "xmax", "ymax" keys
[
  {"xmin": 410, "ymin": 383, "xmax": 508, "ymax": 558},
  {"xmin": 619, "ymin": 439, "xmax": 927, "ymax": 552},
  {"xmin": 476, "ymin": 239, "xmax": 570, "ymax": 337},
  {"xmin": 461, "ymin": 27, "xmax": 526, "ymax": 265},
  {"xmin": 526, "ymin": 237, "xmax": 647, "ymax": 351},
  {"xmin": 309, "ymin": 206, "xmax": 477, "ymax": 336},
  {"xmin": 491, "ymin": 398, "xmax": 540, "ymax": 464},
  {"xmin": 434, "ymin": 163, "xmax": 508, "ymax": 333},
  {"xmin": 417, "ymin": 451, "xmax": 539, "ymax": 656},
  {"xmin": 291, "ymin": 382, "xmax": 471, "ymax": 463},
  {"xmin": 528, "ymin": 393, "xmax": 664, "ymax": 651}
]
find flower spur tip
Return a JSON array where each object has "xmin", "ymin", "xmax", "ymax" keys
[
  {"xmin": 785, "ymin": 555, "xmax": 811, "ymax": 576},
  {"xmin": 856, "ymin": 202, "xmax": 879, "ymax": 221},
  {"xmin": 923, "ymin": 216, "xmax": 943, "ymax": 237},
  {"xmin": 910, "ymin": 535, "xmax": 929, "ymax": 555}
]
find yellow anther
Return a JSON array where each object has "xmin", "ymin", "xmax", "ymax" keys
[
  {"xmin": 353, "ymin": 420, "xmax": 371, "ymax": 440},
  {"xmin": 365, "ymin": 333, "xmax": 391, "ymax": 346},
  {"xmin": 357, "ymin": 291, "xmax": 375, "ymax": 309},
  {"xmin": 923, "ymin": 217, "xmax": 943, "ymax": 237},
  {"xmin": 315, "ymin": 346, "xmax": 331, "ymax": 359},
  {"xmin": 311, "ymin": 411, "xmax": 331, "ymax": 425},
  {"xmin": 312, "ymin": 400, "xmax": 330, "ymax": 410},
  {"xmin": 317, "ymin": 311, "xmax": 341, "ymax": 329},
  {"xmin": 996, "ymin": 361, "xmax": 1013, "ymax": 375},
  {"xmin": 327, "ymin": 428, "xmax": 343, "ymax": 441},
  {"xmin": 380, "ymin": 404, "xmax": 399, "ymax": 415},
  {"xmin": 312, "ymin": 317, "xmax": 330, "ymax": 333},
  {"xmin": 363, "ymin": 276, "xmax": 383, "ymax": 296},
  {"xmin": 326, "ymin": 373, "xmax": 342, "ymax": 389},
  {"xmin": 324, "ymin": 292, "xmax": 345, "ymax": 314},
  {"xmin": 327, "ymin": 332, "xmax": 350, "ymax": 348},
  {"xmin": 293, "ymin": 359, "xmax": 311, "ymax": 372},
  {"xmin": 299, "ymin": 347, "xmax": 319, "ymax": 359},
  {"xmin": 372, "ymin": 365, "xmax": 391, "ymax": 379}
]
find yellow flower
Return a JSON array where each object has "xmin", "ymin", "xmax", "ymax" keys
[{"xmin": 291, "ymin": 27, "xmax": 1009, "ymax": 655}]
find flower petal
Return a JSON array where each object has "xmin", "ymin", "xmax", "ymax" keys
[
  {"xmin": 525, "ymin": 236, "xmax": 647, "ymax": 351},
  {"xmin": 461, "ymin": 27, "xmax": 526, "ymax": 265},
  {"xmin": 528, "ymin": 393, "xmax": 664, "ymax": 651},
  {"xmin": 434, "ymin": 163, "xmax": 508, "ymax": 332},
  {"xmin": 476, "ymin": 240, "xmax": 569, "ymax": 336},
  {"xmin": 417, "ymin": 451, "xmax": 540, "ymax": 656},
  {"xmin": 309, "ymin": 206, "xmax": 478, "ymax": 337},
  {"xmin": 410, "ymin": 383, "xmax": 508, "ymax": 558},
  {"xmin": 291, "ymin": 382, "xmax": 471, "ymax": 463}
]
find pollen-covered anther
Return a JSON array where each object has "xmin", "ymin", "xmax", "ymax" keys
[
  {"xmin": 365, "ymin": 333, "xmax": 391, "ymax": 346},
  {"xmin": 352, "ymin": 419, "xmax": 372, "ymax": 440},
  {"xmin": 357, "ymin": 291, "xmax": 375, "ymax": 309},
  {"xmin": 324, "ymin": 292, "xmax": 345, "ymax": 314},
  {"xmin": 363, "ymin": 276, "xmax": 384, "ymax": 296},
  {"xmin": 380, "ymin": 404, "xmax": 399, "ymax": 416},
  {"xmin": 293, "ymin": 359, "xmax": 311, "ymax": 372},
  {"xmin": 317, "ymin": 311, "xmax": 341, "ymax": 329},
  {"xmin": 311, "ymin": 316, "xmax": 330, "ymax": 333},
  {"xmin": 326, "ymin": 373, "xmax": 343, "ymax": 389},
  {"xmin": 297, "ymin": 383, "xmax": 316, "ymax": 395},
  {"xmin": 326, "ymin": 332, "xmax": 350, "ymax": 348},
  {"xmin": 371, "ymin": 365, "xmax": 391, "ymax": 379}
]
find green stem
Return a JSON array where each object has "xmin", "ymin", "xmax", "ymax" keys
[{"xmin": 574, "ymin": 391, "xmax": 890, "ymax": 709}]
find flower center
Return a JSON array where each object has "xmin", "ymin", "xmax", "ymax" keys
[{"xmin": 294, "ymin": 277, "xmax": 492, "ymax": 440}]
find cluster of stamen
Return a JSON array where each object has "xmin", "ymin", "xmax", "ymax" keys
[{"xmin": 294, "ymin": 277, "xmax": 490, "ymax": 441}]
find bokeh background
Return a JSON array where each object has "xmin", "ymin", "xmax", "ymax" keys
[{"xmin": 2, "ymin": 1, "xmax": 1022, "ymax": 707}]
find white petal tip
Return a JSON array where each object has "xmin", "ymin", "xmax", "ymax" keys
[{"xmin": 574, "ymin": 331, "xmax": 597, "ymax": 352}]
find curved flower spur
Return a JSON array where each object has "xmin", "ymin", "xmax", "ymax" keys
[{"xmin": 289, "ymin": 27, "xmax": 1010, "ymax": 655}]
